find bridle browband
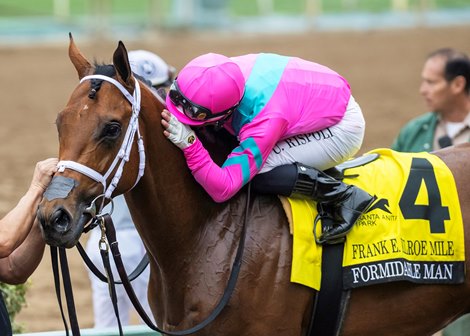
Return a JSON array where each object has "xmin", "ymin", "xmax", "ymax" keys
[{"xmin": 57, "ymin": 74, "xmax": 146, "ymax": 208}]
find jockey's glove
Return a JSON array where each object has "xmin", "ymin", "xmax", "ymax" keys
[{"xmin": 163, "ymin": 111, "xmax": 197, "ymax": 150}]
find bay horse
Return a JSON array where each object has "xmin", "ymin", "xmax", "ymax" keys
[{"xmin": 37, "ymin": 36, "xmax": 470, "ymax": 336}]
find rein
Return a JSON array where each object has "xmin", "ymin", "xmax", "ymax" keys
[
  {"xmin": 100, "ymin": 186, "xmax": 250, "ymax": 335},
  {"xmin": 52, "ymin": 187, "xmax": 250, "ymax": 336},
  {"xmin": 76, "ymin": 241, "xmax": 149, "ymax": 285}
]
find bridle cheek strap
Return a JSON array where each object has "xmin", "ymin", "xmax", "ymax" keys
[{"xmin": 57, "ymin": 75, "xmax": 145, "ymax": 201}]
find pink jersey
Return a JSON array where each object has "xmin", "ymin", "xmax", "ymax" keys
[{"xmin": 183, "ymin": 53, "xmax": 351, "ymax": 202}]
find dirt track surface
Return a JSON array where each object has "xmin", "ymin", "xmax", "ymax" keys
[{"xmin": 1, "ymin": 25, "xmax": 469, "ymax": 332}]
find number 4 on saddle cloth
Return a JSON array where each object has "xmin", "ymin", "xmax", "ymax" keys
[{"xmin": 279, "ymin": 148, "xmax": 465, "ymax": 291}]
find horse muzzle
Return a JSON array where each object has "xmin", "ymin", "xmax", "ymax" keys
[{"xmin": 38, "ymin": 203, "xmax": 91, "ymax": 248}]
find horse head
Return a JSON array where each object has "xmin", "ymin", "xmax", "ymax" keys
[{"xmin": 37, "ymin": 34, "xmax": 164, "ymax": 248}]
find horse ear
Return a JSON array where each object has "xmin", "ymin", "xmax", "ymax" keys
[
  {"xmin": 68, "ymin": 32, "xmax": 92, "ymax": 79},
  {"xmin": 113, "ymin": 41, "xmax": 132, "ymax": 85}
]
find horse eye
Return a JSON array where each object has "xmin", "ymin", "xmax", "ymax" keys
[{"xmin": 103, "ymin": 122, "xmax": 121, "ymax": 139}]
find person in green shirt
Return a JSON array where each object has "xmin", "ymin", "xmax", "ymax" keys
[{"xmin": 392, "ymin": 48, "xmax": 470, "ymax": 153}]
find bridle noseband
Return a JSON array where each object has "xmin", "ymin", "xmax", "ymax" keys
[{"xmin": 57, "ymin": 74, "xmax": 146, "ymax": 208}]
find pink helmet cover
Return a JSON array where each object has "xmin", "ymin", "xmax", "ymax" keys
[{"xmin": 166, "ymin": 53, "xmax": 245, "ymax": 125}]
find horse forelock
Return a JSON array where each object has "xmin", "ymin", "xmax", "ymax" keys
[
  {"xmin": 87, "ymin": 63, "xmax": 116, "ymax": 99},
  {"xmin": 87, "ymin": 63, "xmax": 153, "ymax": 99}
]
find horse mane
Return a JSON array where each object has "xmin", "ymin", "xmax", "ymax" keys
[
  {"xmin": 194, "ymin": 125, "xmax": 238, "ymax": 166},
  {"xmin": 132, "ymin": 73, "xmax": 153, "ymax": 88}
]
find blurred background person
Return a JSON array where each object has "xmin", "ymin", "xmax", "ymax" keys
[
  {"xmin": 392, "ymin": 48, "xmax": 470, "ymax": 152},
  {"xmin": 391, "ymin": 48, "xmax": 470, "ymax": 336},
  {"xmin": 84, "ymin": 50, "xmax": 175, "ymax": 328},
  {"xmin": 128, "ymin": 49, "xmax": 176, "ymax": 91},
  {"xmin": 0, "ymin": 158, "xmax": 57, "ymax": 334}
]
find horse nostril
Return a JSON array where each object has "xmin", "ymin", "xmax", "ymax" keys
[{"xmin": 52, "ymin": 208, "xmax": 71, "ymax": 233}]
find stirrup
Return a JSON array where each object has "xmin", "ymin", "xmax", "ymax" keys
[
  {"xmin": 316, "ymin": 194, "xmax": 377, "ymax": 245},
  {"xmin": 313, "ymin": 214, "xmax": 345, "ymax": 245}
]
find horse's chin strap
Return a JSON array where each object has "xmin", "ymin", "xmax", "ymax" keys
[{"xmin": 57, "ymin": 75, "xmax": 145, "ymax": 201}]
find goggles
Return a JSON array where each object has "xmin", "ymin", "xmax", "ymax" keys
[{"xmin": 168, "ymin": 80, "xmax": 239, "ymax": 122}]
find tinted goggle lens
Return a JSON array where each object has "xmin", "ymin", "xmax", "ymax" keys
[
  {"xmin": 168, "ymin": 82, "xmax": 212, "ymax": 121},
  {"xmin": 168, "ymin": 81, "xmax": 240, "ymax": 122}
]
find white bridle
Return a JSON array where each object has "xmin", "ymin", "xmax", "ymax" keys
[{"xmin": 57, "ymin": 74, "xmax": 146, "ymax": 202}]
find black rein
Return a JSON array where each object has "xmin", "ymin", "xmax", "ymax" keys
[{"xmin": 51, "ymin": 184, "xmax": 252, "ymax": 335}]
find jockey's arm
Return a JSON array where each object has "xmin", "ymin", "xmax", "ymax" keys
[{"xmin": 183, "ymin": 117, "xmax": 288, "ymax": 202}]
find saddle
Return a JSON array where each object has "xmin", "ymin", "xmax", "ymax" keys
[{"xmin": 324, "ymin": 152, "xmax": 380, "ymax": 180}]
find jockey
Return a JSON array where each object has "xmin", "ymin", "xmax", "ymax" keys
[
  {"xmin": 128, "ymin": 49, "xmax": 176, "ymax": 89},
  {"xmin": 161, "ymin": 52, "xmax": 375, "ymax": 244}
]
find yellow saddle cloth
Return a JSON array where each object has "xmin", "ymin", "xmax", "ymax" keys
[{"xmin": 283, "ymin": 148, "xmax": 465, "ymax": 290}]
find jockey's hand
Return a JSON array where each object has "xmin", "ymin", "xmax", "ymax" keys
[{"xmin": 161, "ymin": 110, "xmax": 197, "ymax": 150}]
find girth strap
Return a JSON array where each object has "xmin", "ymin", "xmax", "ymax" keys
[{"xmin": 307, "ymin": 216, "xmax": 351, "ymax": 336}]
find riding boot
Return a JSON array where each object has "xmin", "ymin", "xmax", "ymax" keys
[
  {"xmin": 291, "ymin": 163, "xmax": 375, "ymax": 243},
  {"xmin": 252, "ymin": 163, "xmax": 376, "ymax": 244}
]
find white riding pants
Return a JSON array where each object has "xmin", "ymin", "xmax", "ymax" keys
[{"xmin": 260, "ymin": 95, "xmax": 366, "ymax": 173}]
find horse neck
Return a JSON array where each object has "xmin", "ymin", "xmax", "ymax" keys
[{"xmin": 127, "ymin": 87, "xmax": 219, "ymax": 265}]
